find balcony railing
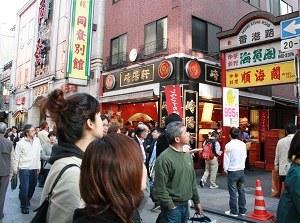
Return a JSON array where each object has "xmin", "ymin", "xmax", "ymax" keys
[
  {"xmin": 105, "ymin": 52, "xmax": 128, "ymax": 69},
  {"xmin": 140, "ymin": 38, "xmax": 168, "ymax": 57}
]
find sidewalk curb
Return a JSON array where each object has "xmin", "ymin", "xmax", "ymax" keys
[{"xmin": 204, "ymin": 207, "xmax": 266, "ymax": 223}]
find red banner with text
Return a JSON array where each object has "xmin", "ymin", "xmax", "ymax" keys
[
  {"xmin": 259, "ymin": 110, "xmax": 269, "ymax": 142},
  {"xmin": 165, "ymin": 85, "xmax": 183, "ymax": 118}
]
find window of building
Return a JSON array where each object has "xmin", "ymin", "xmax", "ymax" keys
[
  {"xmin": 268, "ymin": 0, "xmax": 293, "ymax": 16},
  {"xmin": 110, "ymin": 34, "xmax": 127, "ymax": 66},
  {"xmin": 243, "ymin": 0, "xmax": 260, "ymax": 8},
  {"xmin": 192, "ymin": 17, "xmax": 221, "ymax": 56},
  {"xmin": 144, "ymin": 17, "xmax": 168, "ymax": 55}
]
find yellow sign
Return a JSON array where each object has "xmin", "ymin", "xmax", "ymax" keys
[
  {"xmin": 67, "ymin": 0, "xmax": 93, "ymax": 85},
  {"xmin": 226, "ymin": 61, "xmax": 295, "ymax": 88}
]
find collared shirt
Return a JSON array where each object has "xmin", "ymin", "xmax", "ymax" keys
[
  {"xmin": 13, "ymin": 136, "xmax": 42, "ymax": 171},
  {"xmin": 274, "ymin": 134, "xmax": 294, "ymax": 176},
  {"xmin": 136, "ymin": 135, "xmax": 146, "ymax": 162}
]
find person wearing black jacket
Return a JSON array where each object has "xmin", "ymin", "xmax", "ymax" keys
[{"xmin": 156, "ymin": 113, "xmax": 182, "ymax": 158}]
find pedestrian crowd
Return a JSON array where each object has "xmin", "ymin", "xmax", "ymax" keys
[{"xmin": 0, "ymin": 89, "xmax": 300, "ymax": 222}]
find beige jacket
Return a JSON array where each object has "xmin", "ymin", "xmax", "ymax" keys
[
  {"xmin": 40, "ymin": 156, "xmax": 83, "ymax": 223},
  {"xmin": 274, "ymin": 134, "xmax": 294, "ymax": 176}
]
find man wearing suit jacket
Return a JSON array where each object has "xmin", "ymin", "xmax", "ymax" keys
[
  {"xmin": 133, "ymin": 123, "xmax": 150, "ymax": 223},
  {"xmin": 0, "ymin": 122, "xmax": 14, "ymax": 219}
]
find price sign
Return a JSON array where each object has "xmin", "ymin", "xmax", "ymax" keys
[
  {"xmin": 224, "ymin": 107, "xmax": 238, "ymax": 118},
  {"xmin": 223, "ymin": 87, "xmax": 239, "ymax": 127}
]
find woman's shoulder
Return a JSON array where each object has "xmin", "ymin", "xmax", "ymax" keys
[{"xmin": 73, "ymin": 209, "xmax": 123, "ymax": 223}]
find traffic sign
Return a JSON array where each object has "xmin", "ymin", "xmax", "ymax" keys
[
  {"xmin": 281, "ymin": 17, "xmax": 300, "ymax": 39},
  {"xmin": 281, "ymin": 36, "xmax": 300, "ymax": 52}
]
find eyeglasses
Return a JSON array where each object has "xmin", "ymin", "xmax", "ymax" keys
[
  {"xmin": 29, "ymin": 130, "xmax": 36, "ymax": 133},
  {"xmin": 103, "ymin": 124, "xmax": 110, "ymax": 128}
]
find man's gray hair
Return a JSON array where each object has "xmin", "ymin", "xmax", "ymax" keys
[
  {"xmin": 166, "ymin": 121, "xmax": 185, "ymax": 145},
  {"xmin": 0, "ymin": 122, "xmax": 7, "ymax": 134}
]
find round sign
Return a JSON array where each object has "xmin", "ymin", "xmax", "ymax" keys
[
  {"xmin": 158, "ymin": 60, "xmax": 173, "ymax": 79},
  {"xmin": 186, "ymin": 60, "xmax": 201, "ymax": 79},
  {"xmin": 105, "ymin": 74, "xmax": 116, "ymax": 90},
  {"xmin": 129, "ymin": 48, "xmax": 138, "ymax": 62}
]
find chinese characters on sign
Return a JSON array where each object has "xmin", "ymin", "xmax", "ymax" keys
[
  {"xmin": 225, "ymin": 42, "xmax": 295, "ymax": 70},
  {"xmin": 34, "ymin": 38, "xmax": 48, "ymax": 67},
  {"xmin": 120, "ymin": 64, "xmax": 154, "ymax": 87},
  {"xmin": 259, "ymin": 110, "xmax": 269, "ymax": 142},
  {"xmin": 205, "ymin": 64, "xmax": 221, "ymax": 84},
  {"xmin": 164, "ymin": 85, "xmax": 183, "ymax": 118},
  {"xmin": 35, "ymin": 0, "xmax": 51, "ymax": 68},
  {"xmin": 220, "ymin": 19, "xmax": 280, "ymax": 51},
  {"xmin": 38, "ymin": 0, "xmax": 50, "ymax": 24},
  {"xmin": 223, "ymin": 87, "xmax": 239, "ymax": 127},
  {"xmin": 67, "ymin": 0, "xmax": 93, "ymax": 85},
  {"xmin": 226, "ymin": 61, "xmax": 295, "ymax": 88}
]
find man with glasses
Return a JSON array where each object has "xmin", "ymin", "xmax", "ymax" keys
[
  {"xmin": 13, "ymin": 124, "xmax": 42, "ymax": 214},
  {"xmin": 154, "ymin": 121, "xmax": 203, "ymax": 223}
]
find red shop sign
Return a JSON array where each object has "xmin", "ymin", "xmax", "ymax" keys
[
  {"xmin": 158, "ymin": 60, "xmax": 173, "ymax": 79},
  {"xmin": 164, "ymin": 85, "xmax": 183, "ymax": 118},
  {"xmin": 259, "ymin": 110, "xmax": 269, "ymax": 142},
  {"xmin": 186, "ymin": 60, "xmax": 201, "ymax": 79}
]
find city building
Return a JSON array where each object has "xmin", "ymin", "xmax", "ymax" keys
[
  {"xmin": 100, "ymin": 0, "xmax": 298, "ymax": 168},
  {"xmin": 0, "ymin": 0, "xmax": 298, "ymax": 168},
  {"xmin": 2, "ymin": 0, "xmax": 105, "ymax": 129}
]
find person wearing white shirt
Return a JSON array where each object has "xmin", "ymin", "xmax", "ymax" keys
[
  {"xmin": 13, "ymin": 124, "xmax": 41, "ymax": 215},
  {"xmin": 223, "ymin": 127, "xmax": 247, "ymax": 217}
]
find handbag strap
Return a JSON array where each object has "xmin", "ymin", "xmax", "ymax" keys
[{"xmin": 48, "ymin": 164, "xmax": 79, "ymax": 196}]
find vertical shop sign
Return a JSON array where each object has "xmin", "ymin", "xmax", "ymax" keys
[
  {"xmin": 259, "ymin": 110, "xmax": 269, "ymax": 142},
  {"xmin": 223, "ymin": 87, "xmax": 239, "ymax": 127},
  {"xmin": 165, "ymin": 85, "xmax": 183, "ymax": 118},
  {"xmin": 67, "ymin": 0, "xmax": 93, "ymax": 86}
]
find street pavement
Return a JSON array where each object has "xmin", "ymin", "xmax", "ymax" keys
[{"xmin": 1, "ymin": 167, "xmax": 278, "ymax": 223}]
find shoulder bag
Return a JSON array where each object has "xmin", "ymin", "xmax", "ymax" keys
[{"xmin": 30, "ymin": 164, "xmax": 79, "ymax": 223}]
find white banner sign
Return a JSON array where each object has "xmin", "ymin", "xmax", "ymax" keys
[
  {"xmin": 223, "ymin": 87, "xmax": 239, "ymax": 127},
  {"xmin": 220, "ymin": 18, "xmax": 280, "ymax": 51},
  {"xmin": 225, "ymin": 41, "xmax": 295, "ymax": 70}
]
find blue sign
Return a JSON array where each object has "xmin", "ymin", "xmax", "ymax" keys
[{"xmin": 281, "ymin": 17, "xmax": 300, "ymax": 39}]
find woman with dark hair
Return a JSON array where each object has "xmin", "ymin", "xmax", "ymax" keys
[
  {"xmin": 277, "ymin": 130, "xmax": 300, "ymax": 223},
  {"xmin": 39, "ymin": 131, "xmax": 57, "ymax": 187},
  {"xmin": 39, "ymin": 89, "xmax": 103, "ymax": 223},
  {"xmin": 73, "ymin": 133, "xmax": 147, "ymax": 223},
  {"xmin": 128, "ymin": 129, "xmax": 135, "ymax": 138},
  {"xmin": 107, "ymin": 125, "xmax": 121, "ymax": 134}
]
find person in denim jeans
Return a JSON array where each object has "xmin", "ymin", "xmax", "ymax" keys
[
  {"xmin": 223, "ymin": 127, "xmax": 247, "ymax": 217},
  {"xmin": 154, "ymin": 121, "xmax": 203, "ymax": 223},
  {"xmin": 13, "ymin": 124, "xmax": 41, "ymax": 214}
]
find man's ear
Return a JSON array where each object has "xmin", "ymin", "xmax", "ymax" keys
[{"xmin": 174, "ymin": 136, "xmax": 180, "ymax": 143}]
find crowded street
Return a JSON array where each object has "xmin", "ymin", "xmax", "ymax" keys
[{"xmin": 1, "ymin": 168, "xmax": 278, "ymax": 223}]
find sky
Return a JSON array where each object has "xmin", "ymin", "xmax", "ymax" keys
[{"xmin": 0, "ymin": 0, "xmax": 28, "ymax": 31}]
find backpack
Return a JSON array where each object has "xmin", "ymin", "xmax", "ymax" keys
[{"xmin": 202, "ymin": 139, "xmax": 215, "ymax": 160}]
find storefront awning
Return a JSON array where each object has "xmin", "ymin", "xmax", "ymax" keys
[
  {"xmin": 99, "ymin": 83, "xmax": 160, "ymax": 103},
  {"xmin": 13, "ymin": 108, "xmax": 28, "ymax": 118},
  {"xmin": 239, "ymin": 91, "xmax": 274, "ymax": 107},
  {"xmin": 272, "ymin": 96, "xmax": 297, "ymax": 107},
  {"xmin": 98, "ymin": 90, "xmax": 157, "ymax": 103}
]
